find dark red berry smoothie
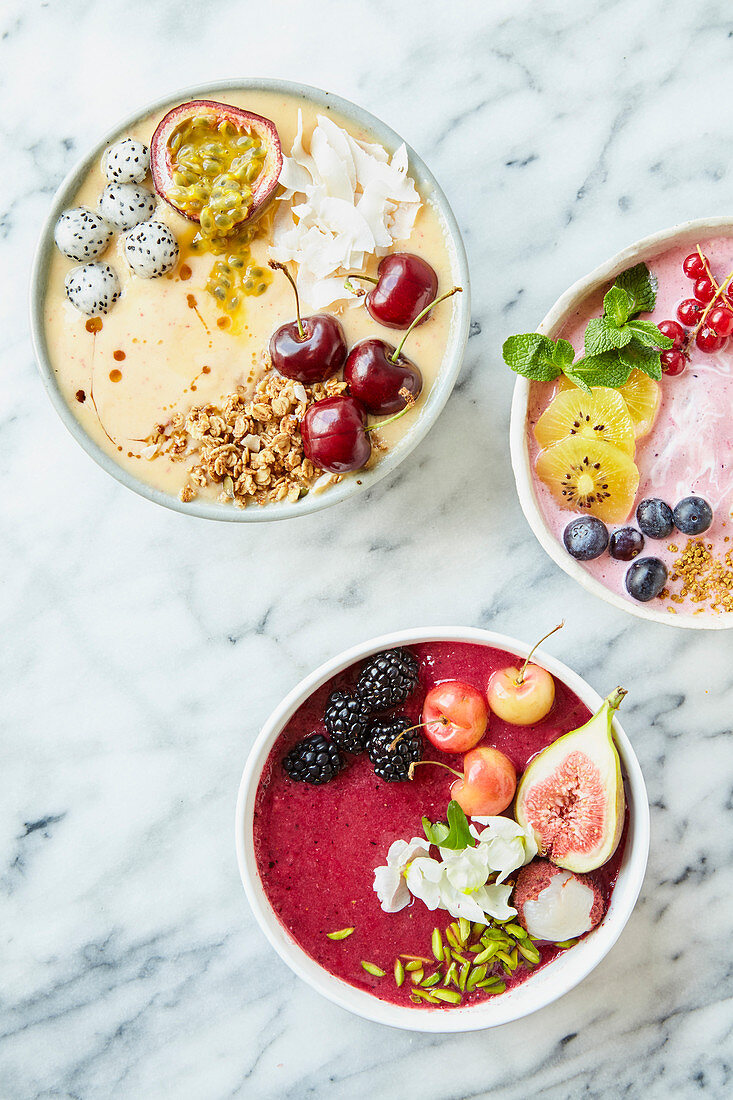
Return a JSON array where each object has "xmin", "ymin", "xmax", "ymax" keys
[{"xmin": 253, "ymin": 642, "xmax": 628, "ymax": 1009}]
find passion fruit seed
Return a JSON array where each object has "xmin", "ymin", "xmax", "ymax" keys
[{"xmin": 166, "ymin": 117, "xmax": 267, "ymax": 237}]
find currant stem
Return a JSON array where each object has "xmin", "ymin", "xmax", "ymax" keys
[
  {"xmin": 515, "ymin": 621, "xmax": 564, "ymax": 686},
  {"xmin": 391, "ymin": 286, "xmax": 463, "ymax": 363},
  {"xmin": 269, "ymin": 261, "xmax": 304, "ymax": 338},
  {"xmin": 692, "ymin": 247, "xmax": 733, "ymax": 337},
  {"xmin": 408, "ymin": 759, "xmax": 463, "ymax": 782}
]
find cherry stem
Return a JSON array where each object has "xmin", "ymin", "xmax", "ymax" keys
[
  {"xmin": 391, "ymin": 286, "xmax": 463, "ymax": 363},
  {"xmin": 365, "ymin": 387, "xmax": 416, "ymax": 433},
  {"xmin": 344, "ymin": 275, "xmax": 378, "ymax": 296},
  {"xmin": 693, "ymin": 246, "xmax": 733, "ymax": 337},
  {"xmin": 269, "ymin": 261, "xmax": 304, "ymax": 338},
  {"xmin": 388, "ymin": 716, "xmax": 448, "ymax": 751},
  {"xmin": 515, "ymin": 621, "xmax": 564, "ymax": 686},
  {"xmin": 408, "ymin": 759, "xmax": 463, "ymax": 782}
]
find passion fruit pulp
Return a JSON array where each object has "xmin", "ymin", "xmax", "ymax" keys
[{"xmin": 150, "ymin": 100, "xmax": 282, "ymax": 238}]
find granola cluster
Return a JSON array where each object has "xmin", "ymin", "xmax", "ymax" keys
[
  {"xmin": 663, "ymin": 537, "xmax": 733, "ymax": 614},
  {"xmin": 146, "ymin": 373, "xmax": 348, "ymax": 508}
]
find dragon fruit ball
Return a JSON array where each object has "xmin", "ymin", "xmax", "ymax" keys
[
  {"xmin": 64, "ymin": 262, "xmax": 120, "ymax": 316},
  {"xmin": 98, "ymin": 183, "xmax": 156, "ymax": 231},
  {"xmin": 124, "ymin": 220, "xmax": 179, "ymax": 278},
  {"xmin": 513, "ymin": 859, "xmax": 606, "ymax": 943},
  {"xmin": 54, "ymin": 207, "xmax": 113, "ymax": 262},
  {"xmin": 102, "ymin": 138, "xmax": 149, "ymax": 184}
]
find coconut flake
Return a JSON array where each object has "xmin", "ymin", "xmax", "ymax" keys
[{"xmin": 270, "ymin": 112, "xmax": 421, "ymax": 310}]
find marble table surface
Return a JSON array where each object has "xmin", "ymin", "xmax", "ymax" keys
[{"xmin": 3, "ymin": 0, "xmax": 733, "ymax": 1096}]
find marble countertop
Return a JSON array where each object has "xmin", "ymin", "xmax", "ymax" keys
[{"xmin": 3, "ymin": 0, "xmax": 733, "ymax": 1096}]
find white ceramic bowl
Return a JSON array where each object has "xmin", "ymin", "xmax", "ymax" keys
[
  {"xmin": 30, "ymin": 79, "xmax": 470, "ymax": 523},
  {"xmin": 510, "ymin": 217, "xmax": 733, "ymax": 629},
  {"xmin": 235, "ymin": 626, "xmax": 649, "ymax": 1033}
]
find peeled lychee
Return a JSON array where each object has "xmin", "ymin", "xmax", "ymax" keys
[{"xmin": 513, "ymin": 859, "xmax": 605, "ymax": 943}]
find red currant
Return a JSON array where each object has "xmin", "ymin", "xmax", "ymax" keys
[
  {"xmin": 682, "ymin": 252, "xmax": 707, "ymax": 279},
  {"xmin": 660, "ymin": 349, "xmax": 686, "ymax": 376},
  {"xmin": 657, "ymin": 320, "xmax": 685, "ymax": 349},
  {"xmin": 694, "ymin": 277, "xmax": 716, "ymax": 304},
  {"xmin": 677, "ymin": 298, "xmax": 703, "ymax": 326},
  {"xmin": 695, "ymin": 327, "xmax": 726, "ymax": 353},
  {"xmin": 707, "ymin": 304, "xmax": 733, "ymax": 337}
]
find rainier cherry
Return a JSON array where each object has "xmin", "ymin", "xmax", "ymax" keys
[
  {"xmin": 486, "ymin": 624, "xmax": 562, "ymax": 726},
  {"xmin": 268, "ymin": 262, "xmax": 347, "ymax": 383},
  {"xmin": 347, "ymin": 253, "xmax": 439, "ymax": 329},
  {"xmin": 682, "ymin": 252, "xmax": 707, "ymax": 279},
  {"xmin": 450, "ymin": 747, "xmax": 517, "ymax": 817},
  {"xmin": 422, "ymin": 680, "xmax": 488, "ymax": 753}
]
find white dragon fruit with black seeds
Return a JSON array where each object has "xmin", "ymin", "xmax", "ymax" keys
[
  {"xmin": 98, "ymin": 183, "xmax": 156, "ymax": 230},
  {"xmin": 65, "ymin": 262, "xmax": 121, "ymax": 315},
  {"xmin": 102, "ymin": 138, "xmax": 149, "ymax": 184},
  {"xmin": 54, "ymin": 207, "xmax": 113, "ymax": 261},
  {"xmin": 124, "ymin": 220, "xmax": 179, "ymax": 278}
]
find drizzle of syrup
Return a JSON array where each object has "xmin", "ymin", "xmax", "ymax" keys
[
  {"xmin": 85, "ymin": 317, "xmax": 103, "ymax": 334},
  {"xmin": 75, "ymin": 389, "xmax": 86, "ymax": 403},
  {"xmin": 113, "ymin": 350, "xmax": 126, "ymax": 361},
  {"xmin": 109, "ymin": 369, "xmax": 122, "ymax": 383},
  {"xmin": 179, "ymin": 264, "xmax": 192, "ymax": 281}
]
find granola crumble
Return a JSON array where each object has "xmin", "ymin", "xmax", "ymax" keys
[
  {"xmin": 665, "ymin": 538, "xmax": 733, "ymax": 613},
  {"xmin": 146, "ymin": 372, "xmax": 348, "ymax": 508}
]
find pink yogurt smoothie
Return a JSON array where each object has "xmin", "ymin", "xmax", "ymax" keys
[
  {"xmin": 253, "ymin": 642, "xmax": 627, "ymax": 1010},
  {"xmin": 527, "ymin": 236, "xmax": 733, "ymax": 615}
]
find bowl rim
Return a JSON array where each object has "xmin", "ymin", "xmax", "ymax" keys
[
  {"xmin": 509, "ymin": 215, "xmax": 733, "ymax": 629},
  {"xmin": 234, "ymin": 625, "xmax": 650, "ymax": 1033},
  {"xmin": 30, "ymin": 78, "xmax": 471, "ymax": 523}
]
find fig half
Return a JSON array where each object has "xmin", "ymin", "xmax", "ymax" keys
[
  {"xmin": 150, "ymin": 100, "xmax": 282, "ymax": 237},
  {"xmin": 515, "ymin": 688, "xmax": 626, "ymax": 873}
]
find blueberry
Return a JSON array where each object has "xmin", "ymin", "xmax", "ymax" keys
[
  {"xmin": 609, "ymin": 527, "xmax": 645, "ymax": 561},
  {"xmin": 625, "ymin": 557, "xmax": 668, "ymax": 602},
  {"xmin": 563, "ymin": 516, "xmax": 609, "ymax": 561},
  {"xmin": 636, "ymin": 498, "xmax": 674, "ymax": 539},
  {"xmin": 673, "ymin": 496, "xmax": 713, "ymax": 535}
]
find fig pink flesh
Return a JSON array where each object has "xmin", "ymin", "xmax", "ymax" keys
[{"xmin": 522, "ymin": 750, "xmax": 606, "ymax": 861}]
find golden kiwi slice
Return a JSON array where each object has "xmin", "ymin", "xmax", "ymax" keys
[
  {"xmin": 534, "ymin": 387, "xmax": 636, "ymax": 456},
  {"xmin": 617, "ymin": 370, "xmax": 661, "ymax": 440},
  {"xmin": 535, "ymin": 436, "xmax": 640, "ymax": 523}
]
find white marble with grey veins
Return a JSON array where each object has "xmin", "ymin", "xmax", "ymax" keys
[{"xmin": 2, "ymin": 0, "xmax": 733, "ymax": 1096}]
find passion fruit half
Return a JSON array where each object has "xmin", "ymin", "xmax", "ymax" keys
[{"xmin": 150, "ymin": 100, "xmax": 282, "ymax": 238}]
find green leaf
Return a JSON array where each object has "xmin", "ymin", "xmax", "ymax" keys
[
  {"xmin": 625, "ymin": 318, "xmax": 673, "ymax": 349},
  {"xmin": 563, "ymin": 370, "xmax": 592, "ymax": 394},
  {"xmin": 584, "ymin": 316, "xmax": 633, "ymax": 355},
  {"xmin": 423, "ymin": 800, "xmax": 474, "ymax": 850},
  {"xmin": 614, "ymin": 263, "xmax": 657, "ymax": 315},
  {"xmin": 603, "ymin": 286, "xmax": 633, "ymax": 327},
  {"xmin": 570, "ymin": 351, "xmax": 633, "ymax": 389},
  {"xmin": 617, "ymin": 340, "xmax": 663, "ymax": 380},
  {"xmin": 502, "ymin": 333, "xmax": 574, "ymax": 381}
]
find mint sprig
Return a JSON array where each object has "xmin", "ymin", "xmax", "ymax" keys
[
  {"xmin": 422, "ymin": 800, "xmax": 474, "ymax": 850},
  {"xmin": 502, "ymin": 261, "xmax": 671, "ymax": 393}
]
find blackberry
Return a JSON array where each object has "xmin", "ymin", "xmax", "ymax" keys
[
  {"xmin": 366, "ymin": 716, "xmax": 422, "ymax": 782},
  {"xmin": 324, "ymin": 689, "xmax": 371, "ymax": 754},
  {"xmin": 356, "ymin": 648, "xmax": 419, "ymax": 711},
  {"xmin": 282, "ymin": 733, "xmax": 342, "ymax": 784}
]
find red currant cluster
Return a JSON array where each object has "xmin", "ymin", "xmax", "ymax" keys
[{"xmin": 657, "ymin": 250, "xmax": 733, "ymax": 377}]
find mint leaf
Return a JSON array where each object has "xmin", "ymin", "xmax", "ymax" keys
[
  {"xmin": 618, "ymin": 340, "xmax": 663, "ymax": 380},
  {"xmin": 625, "ymin": 318, "xmax": 673, "ymax": 349},
  {"xmin": 570, "ymin": 352, "xmax": 633, "ymax": 388},
  {"xmin": 614, "ymin": 263, "xmax": 657, "ymax": 315},
  {"xmin": 603, "ymin": 286, "xmax": 633, "ymax": 327},
  {"xmin": 502, "ymin": 333, "xmax": 574, "ymax": 381},
  {"xmin": 585, "ymin": 316, "xmax": 634, "ymax": 355},
  {"xmin": 423, "ymin": 800, "xmax": 474, "ymax": 850}
]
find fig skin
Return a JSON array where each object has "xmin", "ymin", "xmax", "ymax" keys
[
  {"xmin": 150, "ymin": 100, "xmax": 283, "ymax": 228},
  {"xmin": 514, "ymin": 859, "xmax": 606, "ymax": 941}
]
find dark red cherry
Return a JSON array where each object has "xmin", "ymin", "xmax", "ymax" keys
[
  {"xmin": 364, "ymin": 253, "xmax": 438, "ymax": 329},
  {"xmin": 660, "ymin": 349, "xmax": 686, "ymax": 376},
  {"xmin": 696, "ymin": 327, "xmax": 726, "ymax": 353},
  {"xmin": 268, "ymin": 261, "xmax": 347, "ymax": 383},
  {"xmin": 344, "ymin": 338, "xmax": 422, "ymax": 414},
  {"xmin": 707, "ymin": 304, "xmax": 733, "ymax": 337},
  {"xmin": 677, "ymin": 298, "xmax": 703, "ymax": 326},
  {"xmin": 682, "ymin": 252, "xmax": 707, "ymax": 279},
  {"xmin": 301, "ymin": 395, "xmax": 371, "ymax": 473},
  {"xmin": 694, "ymin": 277, "xmax": 715, "ymax": 304},
  {"xmin": 656, "ymin": 320, "xmax": 685, "ymax": 349}
]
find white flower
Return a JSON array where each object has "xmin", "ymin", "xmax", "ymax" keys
[
  {"xmin": 469, "ymin": 816, "xmax": 538, "ymax": 884},
  {"xmin": 372, "ymin": 837, "xmax": 431, "ymax": 913},
  {"xmin": 404, "ymin": 855, "xmax": 445, "ymax": 911},
  {"xmin": 432, "ymin": 845, "xmax": 517, "ymax": 922}
]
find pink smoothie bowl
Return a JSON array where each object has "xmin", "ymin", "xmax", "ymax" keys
[
  {"xmin": 510, "ymin": 217, "xmax": 733, "ymax": 630},
  {"xmin": 234, "ymin": 627, "xmax": 650, "ymax": 1033}
]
